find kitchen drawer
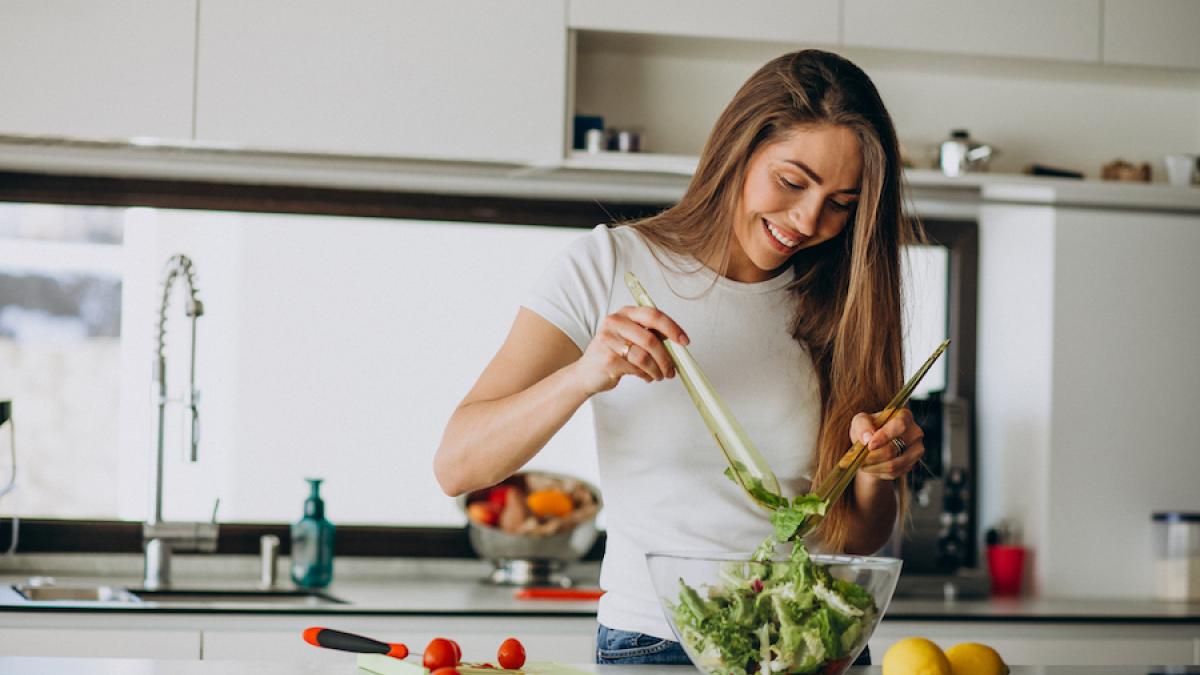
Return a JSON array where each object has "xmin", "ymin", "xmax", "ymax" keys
[
  {"xmin": 0, "ymin": 627, "xmax": 200, "ymax": 659},
  {"xmin": 872, "ymin": 621, "xmax": 1200, "ymax": 666}
]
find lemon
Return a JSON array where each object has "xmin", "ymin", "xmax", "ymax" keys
[
  {"xmin": 882, "ymin": 637, "xmax": 952, "ymax": 675},
  {"xmin": 945, "ymin": 642, "xmax": 1009, "ymax": 675}
]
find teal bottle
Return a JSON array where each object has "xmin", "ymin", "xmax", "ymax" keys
[{"xmin": 291, "ymin": 478, "xmax": 335, "ymax": 588}]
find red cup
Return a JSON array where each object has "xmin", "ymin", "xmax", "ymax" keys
[{"xmin": 987, "ymin": 544, "xmax": 1026, "ymax": 596}]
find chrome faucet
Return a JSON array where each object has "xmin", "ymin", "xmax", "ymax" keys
[{"xmin": 143, "ymin": 254, "xmax": 218, "ymax": 590}]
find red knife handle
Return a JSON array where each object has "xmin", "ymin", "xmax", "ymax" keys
[{"xmin": 303, "ymin": 627, "xmax": 409, "ymax": 658}]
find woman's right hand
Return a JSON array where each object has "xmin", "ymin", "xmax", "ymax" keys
[{"xmin": 570, "ymin": 306, "xmax": 690, "ymax": 395}]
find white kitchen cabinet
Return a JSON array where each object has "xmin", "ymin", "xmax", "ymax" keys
[
  {"xmin": 202, "ymin": 616, "xmax": 597, "ymax": 663},
  {"xmin": 0, "ymin": 0, "xmax": 196, "ymax": 141},
  {"xmin": 842, "ymin": 0, "xmax": 1101, "ymax": 63},
  {"xmin": 871, "ymin": 621, "xmax": 1200, "ymax": 666},
  {"xmin": 1102, "ymin": 0, "xmax": 1200, "ymax": 69},
  {"xmin": 0, "ymin": 627, "xmax": 200, "ymax": 659},
  {"xmin": 194, "ymin": 0, "xmax": 567, "ymax": 165},
  {"xmin": 568, "ymin": 0, "xmax": 839, "ymax": 46}
]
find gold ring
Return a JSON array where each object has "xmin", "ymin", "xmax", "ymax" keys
[{"xmin": 619, "ymin": 342, "xmax": 631, "ymax": 359}]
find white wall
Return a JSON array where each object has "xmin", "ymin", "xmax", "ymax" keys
[
  {"xmin": 117, "ymin": 212, "xmax": 598, "ymax": 525},
  {"xmin": 975, "ymin": 204, "xmax": 1200, "ymax": 599},
  {"xmin": 576, "ymin": 33, "xmax": 1200, "ymax": 179}
]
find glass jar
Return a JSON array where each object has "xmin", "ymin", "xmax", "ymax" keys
[{"xmin": 1153, "ymin": 512, "xmax": 1200, "ymax": 601}]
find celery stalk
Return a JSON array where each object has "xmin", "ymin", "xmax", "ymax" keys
[{"xmin": 624, "ymin": 271, "xmax": 783, "ymax": 511}]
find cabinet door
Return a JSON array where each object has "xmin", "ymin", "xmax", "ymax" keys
[
  {"xmin": 568, "ymin": 0, "xmax": 839, "ymax": 45},
  {"xmin": 1102, "ymin": 0, "xmax": 1200, "ymax": 69},
  {"xmin": 195, "ymin": 0, "xmax": 567, "ymax": 164},
  {"xmin": 202, "ymin": 616, "xmax": 596, "ymax": 663},
  {"xmin": 0, "ymin": 627, "xmax": 200, "ymax": 659},
  {"xmin": 0, "ymin": 0, "xmax": 196, "ymax": 140},
  {"xmin": 843, "ymin": 0, "xmax": 1101, "ymax": 63},
  {"xmin": 871, "ymin": 621, "xmax": 1199, "ymax": 666}
]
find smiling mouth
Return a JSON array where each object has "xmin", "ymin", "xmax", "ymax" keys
[{"xmin": 762, "ymin": 218, "xmax": 804, "ymax": 251}]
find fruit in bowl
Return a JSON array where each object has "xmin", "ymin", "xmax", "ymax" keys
[
  {"xmin": 647, "ymin": 547, "xmax": 901, "ymax": 675},
  {"xmin": 458, "ymin": 472, "xmax": 603, "ymax": 583},
  {"xmin": 463, "ymin": 471, "xmax": 600, "ymax": 537}
]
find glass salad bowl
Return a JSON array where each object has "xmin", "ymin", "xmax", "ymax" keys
[{"xmin": 647, "ymin": 550, "xmax": 902, "ymax": 675}]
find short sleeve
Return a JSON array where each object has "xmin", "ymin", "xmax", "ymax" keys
[{"xmin": 521, "ymin": 224, "xmax": 617, "ymax": 353}]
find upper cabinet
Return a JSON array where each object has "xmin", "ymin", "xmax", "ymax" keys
[
  {"xmin": 1102, "ymin": 0, "xmax": 1200, "ymax": 69},
  {"xmin": 568, "ymin": 0, "xmax": 840, "ymax": 45},
  {"xmin": 842, "ymin": 0, "xmax": 1101, "ymax": 63},
  {"xmin": 0, "ymin": 0, "xmax": 196, "ymax": 140},
  {"xmin": 194, "ymin": 0, "xmax": 567, "ymax": 164}
]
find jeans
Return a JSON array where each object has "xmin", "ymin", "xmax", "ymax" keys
[{"xmin": 594, "ymin": 624, "xmax": 873, "ymax": 667}]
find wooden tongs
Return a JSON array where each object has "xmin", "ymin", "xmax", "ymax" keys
[{"xmin": 789, "ymin": 338, "xmax": 950, "ymax": 541}]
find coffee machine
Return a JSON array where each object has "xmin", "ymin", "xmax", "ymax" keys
[{"xmin": 885, "ymin": 391, "xmax": 988, "ymax": 598}]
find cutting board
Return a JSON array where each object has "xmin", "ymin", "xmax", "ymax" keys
[{"xmin": 357, "ymin": 655, "xmax": 593, "ymax": 675}]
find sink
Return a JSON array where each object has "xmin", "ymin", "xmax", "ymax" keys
[
  {"xmin": 13, "ymin": 585, "xmax": 139, "ymax": 603},
  {"xmin": 132, "ymin": 588, "xmax": 347, "ymax": 606},
  {"xmin": 10, "ymin": 584, "xmax": 347, "ymax": 606}
]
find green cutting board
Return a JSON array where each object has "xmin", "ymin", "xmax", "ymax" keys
[{"xmin": 357, "ymin": 655, "xmax": 593, "ymax": 675}]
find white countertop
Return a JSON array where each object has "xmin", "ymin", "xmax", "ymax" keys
[
  {"xmin": 0, "ymin": 657, "xmax": 1191, "ymax": 675},
  {"xmin": 2, "ymin": 564, "xmax": 1199, "ymax": 622}
]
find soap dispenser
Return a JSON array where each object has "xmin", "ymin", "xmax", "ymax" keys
[{"xmin": 291, "ymin": 478, "xmax": 334, "ymax": 588}]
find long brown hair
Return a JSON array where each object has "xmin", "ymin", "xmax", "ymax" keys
[{"xmin": 630, "ymin": 49, "xmax": 922, "ymax": 553}]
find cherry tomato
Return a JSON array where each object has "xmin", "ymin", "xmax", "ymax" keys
[
  {"xmin": 431, "ymin": 668, "xmax": 460, "ymax": 675},
  {"xmin": 424, "ymin": 638, "xmax": 457, "ymax": 670},
  {"xmin": 448, "ymin": 639, "xmax": 462, "ymax": 664},
  {"xmin": 497, "ymin": 637, "xmax": 525, "ymax": 670}
]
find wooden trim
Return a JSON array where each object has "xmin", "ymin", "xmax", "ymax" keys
[
  {"xmin": 0, "ymin": 171, "xmax": 667, "ymax": 227},
  {"xmin": 0, "ymin": 519, "xmax": 606, "ymax": 560}
]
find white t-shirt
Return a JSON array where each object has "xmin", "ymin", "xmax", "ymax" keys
[{"xmin": 522, "ymin": 224, "xmax": 822, "ymax": 640}]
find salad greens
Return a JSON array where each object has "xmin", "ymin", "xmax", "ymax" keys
[{"xmin": 670, "ymin": 479, "xmax": 876, "ymax": 674}]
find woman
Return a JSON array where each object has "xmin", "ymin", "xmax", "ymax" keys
[{"xmin": 435, "ymin": 49, "xmax": 925, "ymax": 666}]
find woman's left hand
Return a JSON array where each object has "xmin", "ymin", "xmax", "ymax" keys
[{"xmin": 849, "ymin": 409, "xmax": 924, "ymax": 481}]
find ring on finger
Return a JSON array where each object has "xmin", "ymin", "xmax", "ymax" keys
[
  {"xmin": 618, "ymin": 341, "xmax": 631, "ymax": 359},
  {"xmin": 891, "ymin": 437, "xmax": 908, "ymax": 456}
]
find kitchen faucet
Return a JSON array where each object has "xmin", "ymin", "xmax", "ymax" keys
[{"xmin": 143, "ymin": 254, "xmax": 218, "ymax": 590}]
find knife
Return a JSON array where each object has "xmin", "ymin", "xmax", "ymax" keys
[{"xmin": 303, "ymin": 627, "xmax": 409, "ymax": 658}]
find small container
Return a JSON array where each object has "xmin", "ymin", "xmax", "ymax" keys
[
  {"xmin": 986, "ymin": 544, "xmax": 1026, "ymax": 597},
  {"xmin": 291, "ymin": 478, "xmax": 335, "ymax": 589},
  {"xmin": 584, "ymin": 128, "xmax": 607, "ymax": 153},
  {"xmin": 614, "ymin": 129, "xmax": 640, "ymax": 153},
  {"xmin": 1153, "ymin": 512, "xmax": 1200, "ymax": 601}
]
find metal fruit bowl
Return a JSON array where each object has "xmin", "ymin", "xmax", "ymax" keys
[{"xmin": 458, "ymin": 470, "xmax": 602, "ymax": 587}]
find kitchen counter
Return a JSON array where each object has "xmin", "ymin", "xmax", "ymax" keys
[
  {"xmin": 0, "ymin": 657, "xmax": 1196, "ymax": 675},
  {"xmin": 3, "ymin": 569, "xmax": 1200, "ymax": 623}
]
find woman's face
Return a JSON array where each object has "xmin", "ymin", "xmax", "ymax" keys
[{"xmin": 728, "ymin": 124, "xmax": 863, "ymax": 282}]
